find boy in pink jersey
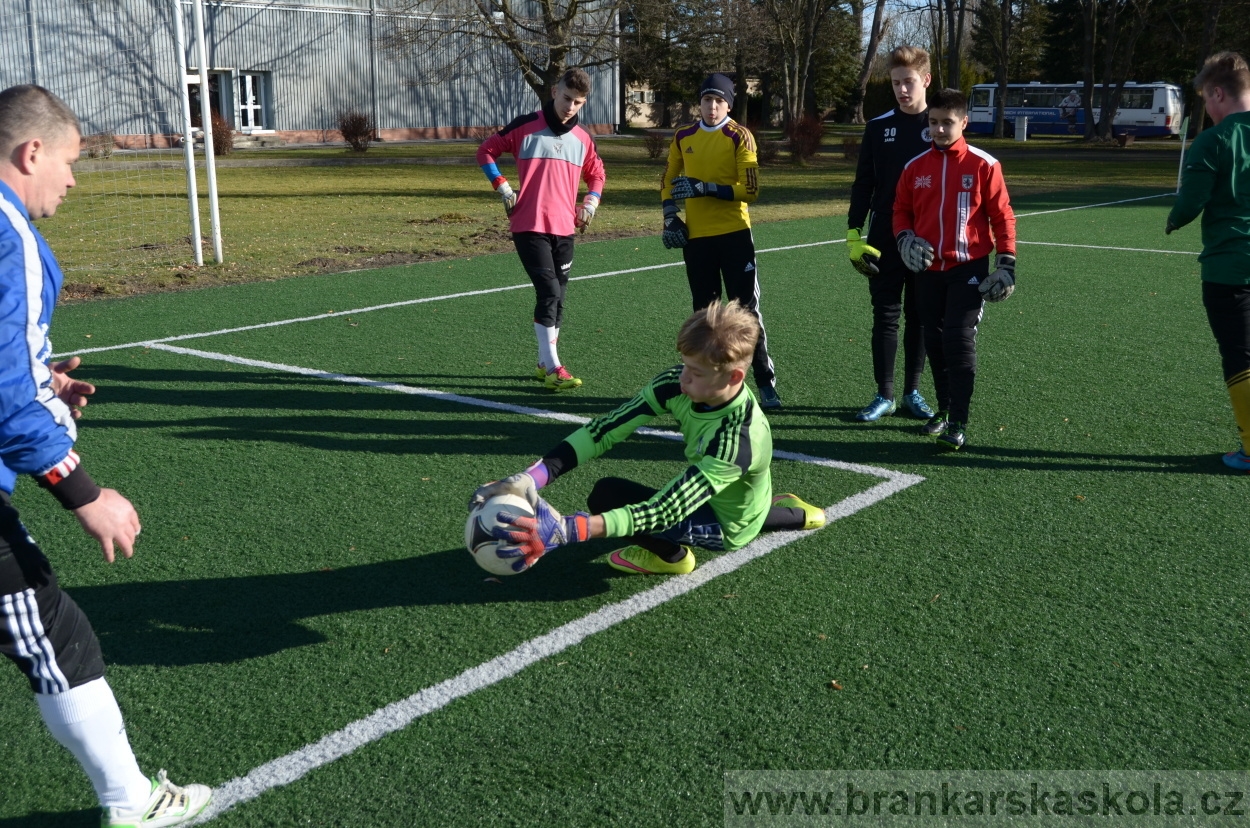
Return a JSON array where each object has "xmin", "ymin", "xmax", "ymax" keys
[{"xmin": 476, "ymin": 68, "xmax": 606, "ymax": 390}]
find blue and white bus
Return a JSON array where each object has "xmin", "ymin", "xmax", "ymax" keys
[{"xmin": 967, "ymin": 82, "xmax": 1184, "ymax": 138}]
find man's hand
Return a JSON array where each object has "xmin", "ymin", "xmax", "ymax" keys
[
  {"xmin": 847, "ymin": 228, "xmax": 881, "ymax": 276},
  {"xmin": 662, "ymin": 202, "xmax": 688, "ymax": 249},
  {"xmin": 49, "ymin": 357, "xmax": 95, "ymax": 420},
  {"xmin": 896, "ymin": 230, "xmax": 935, "ymax": 272},
  {"xmin": 575, "ymin": 194, "xmax": 599, "ymax": 233},
  {"xmin": 980, "ymin": 253, "xmax": 1016, "ymax": 302},
  {"xmin": 495, "ymin": 181, "xmax": 518, "ymax": 217},
  {"xmin": 492, "ymin": 497, "xmax": 591, "ymax": 573},
  {"xmin": 468, "ymin": 472, "xmax": 540, "ymax": 513},
  {"xmin": 73, "ymin": 488, "xmax": 140, "ymax": 563},
  {"xmin": 670, "ymin": 176, "xmax": 717, "ymax": 200}
]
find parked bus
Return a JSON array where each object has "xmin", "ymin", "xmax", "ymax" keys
[{"xmin": 967, "ymin": 82, "xmax": 1184, "ymax": 138}]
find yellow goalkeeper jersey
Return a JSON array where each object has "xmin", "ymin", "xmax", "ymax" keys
[{"xmin": 661, "ymin": 118, "xmax": 759, "ymax": 239}]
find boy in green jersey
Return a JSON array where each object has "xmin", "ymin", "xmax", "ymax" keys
[
  {"xmin": 470, "ymin": 301, "xmax": 824, "ymax": 575},
  {"xmin": 1167, "ymin": 51, "xmax": 1250, "ymax": 472}
]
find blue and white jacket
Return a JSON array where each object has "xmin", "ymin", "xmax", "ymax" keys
[{"xmin": 0, "ymin": 179, "xmax": 79, "ymax": 497}]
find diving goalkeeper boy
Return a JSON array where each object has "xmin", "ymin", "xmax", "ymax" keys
[{"xmin": 469, "ymin": 301, "xmax": 824, "ymax": 575}]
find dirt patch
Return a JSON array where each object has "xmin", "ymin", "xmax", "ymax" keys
[
  {"xmin": 407, "ymin": 212, "xmax": 476, "ymax": 225},
  {"xmin": 333, "ymin": 245, "xmax": 370, "ymax": 253},
  {"xmin": 295, "ymin": 256, "xmax": 340, "ymax": 269}
]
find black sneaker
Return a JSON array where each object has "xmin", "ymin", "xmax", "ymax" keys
[
  {"xmin": 937, "ymin": 421, "xmax": 966, "ymax": 450},
  {"xmin": 758, "ymin": 385, "xmax": 782, "ymax": 410},
  {"xmin": 920, "ymin": 411, "xmax": 949, "ymax": 436}
]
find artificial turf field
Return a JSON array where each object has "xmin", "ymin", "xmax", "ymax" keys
[{"xmin": 1, "ymin": 185, "xmax": 1247, "ymax": 826}]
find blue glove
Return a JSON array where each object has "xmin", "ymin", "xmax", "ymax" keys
[
  {"xmin": 493, "ymin": 496, "xmax": 591, "ymax": 573},
  {"xmin": 662, "ymin": 201, "xmax": 688, "ymax": 249},
  {"xmin": 670, "ymin": 176, "xmax": 718, "ymax": 200}
]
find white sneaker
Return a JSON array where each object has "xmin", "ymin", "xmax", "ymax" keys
[{"xmin": 103, "ymin": 770, "xmax": 212, "ymax": 827}]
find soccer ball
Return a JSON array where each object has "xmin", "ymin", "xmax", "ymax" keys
[{"xmin": 465, "ymin": 493, "xmax": 535, "ymax": 576}]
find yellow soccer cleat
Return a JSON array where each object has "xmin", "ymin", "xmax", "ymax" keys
[
  {"xmin": 544, "ymin": 365, "xmax": 583, "ymax": 391},
  {"xmin": 771, "ymin": 493, "xmax": 826, "ymax": 529},
  {"xmin": 608, "ymin": 545, "xmax": 696, "ymax": 575}
]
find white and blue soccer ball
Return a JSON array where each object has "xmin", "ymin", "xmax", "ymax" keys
[{"xmin": 465, "ymin": 493, "xmax": 535, "ymax": 576}]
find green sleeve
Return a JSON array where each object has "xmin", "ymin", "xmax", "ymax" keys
[
  {"xmin": 565, "ymin": 367, "xmax": 680, "ymax": 466},
  {"xmin": 1169, "ymin": 132, "xmax": 1220, "ymax": 230}
]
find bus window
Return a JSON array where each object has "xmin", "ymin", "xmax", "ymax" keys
[
  {"xmin": 1120, "ymin": 90, "xmax": 1153, "ymax": 110},
  {"xmin": 971, "ymin": 88, "xmax": 991, "ymax": 109},
  {"xmin": 1005, "ymin": 88, "xmax": 1024, "ymax": 107}
]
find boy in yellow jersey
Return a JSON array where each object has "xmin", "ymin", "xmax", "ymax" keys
[{"xmin": 661, "ymin": 74, "xmax": 781, "ymax": 409}]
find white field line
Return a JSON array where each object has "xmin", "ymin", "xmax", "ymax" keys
[
  {"xmin": 55, "ymin": 240, "xmax": 839, "ymax": 360},
  {"xmin": 143, "ymin": 343, "xmax": 921, "ymax": 822},
  {"xmin": 194, "ymin": 477, "xmax": 915, "ymax": 823},
  {"xmin": 1013, "ymin": 190, "xmax": 1172, "ymax": 218},
  {"xmin": 57, "ymin": 192, "xmax": 1181, "ymax": 362},
  {"xmin": 1016, "ymin": 240, "xmax": 1196, "ymax": 255},
  {"xmin": 150, "ymin": 343, "xmax": 903, "ymax": 481}
]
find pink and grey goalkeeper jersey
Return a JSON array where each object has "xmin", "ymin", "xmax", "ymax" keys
[{"xmin": 476, "ymin": 103, "xmax": 606, "ymax": 236}]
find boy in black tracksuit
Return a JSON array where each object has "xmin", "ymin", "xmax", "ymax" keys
[{"xmin": 846, "ymin": 45, "xmax": 935, "ymax": 422}]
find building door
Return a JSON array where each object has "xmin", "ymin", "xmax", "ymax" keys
[
  {"xmin": 239, "ymin": 73, "xmax": 266, "ymax": 130},
  {"xmin": 187, "ymin": 71, "xmax": 233, "ymax": 127}
]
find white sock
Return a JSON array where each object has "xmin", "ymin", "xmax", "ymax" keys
[
  {"xmin": 534, "ymin": 323, "xmax": 560, "ymax": 372},
  {"xmin": 36, "ymin": 678, "xmax": 152, "ymax": 809}
]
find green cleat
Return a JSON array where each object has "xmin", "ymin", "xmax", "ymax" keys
[
  {"xmin": 608, "ymin": 545, "xmax": 696, "ymax": 575},
  {"xmin": 533, "ymin": 364, "xmax": 547, "ymax": 381},
  {"xmin": 103, "ymin": 770, "xmax": 211, "ymax": 828},
  {"xmin": 771, "ymin": 493, "xmax": 826, "ymax": 529},
  {"xmin": 937, "ymin": 421, "xmax": 966, "ymax": 450},
  {"xmin": 544, "ymin": 365, "xmax": 583, "ymax": 391}
]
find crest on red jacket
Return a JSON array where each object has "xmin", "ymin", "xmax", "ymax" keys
[{"xmin": 961, "ymin": 174, "xmax": 974, "ymax": 189}]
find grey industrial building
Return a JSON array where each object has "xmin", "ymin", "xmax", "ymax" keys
[{"xmin": 0, "ymin": 0, "xmax": 619, "ymax": 147}]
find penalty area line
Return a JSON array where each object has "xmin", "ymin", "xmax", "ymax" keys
[
  {"xmin": 55, "ymin": 240, "xmax": 840, "ymax": 361},
  {"xmin": 1016, "ymin": 240, "xmax": 1196, "ymax": 255},
  {"xmin": 192, "ymin": 476, "xmax": 918, "ymax": 824},
  {"xmin": 139, "ymin": 345, "xmax": 924, "ymax": 822}
]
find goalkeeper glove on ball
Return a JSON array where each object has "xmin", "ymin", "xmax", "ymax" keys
[
  {"xmin": 896, "ymin": 230, "xmax": 935, "ymax": 272},
  {"xmin": 670, "ymin": 176, "xmax": 719, "ymax": 200},
  {"xmin": 847, "ymin": 228, "xmax": 881, "ymax": 276},
  {"xmin": 979, "ymin": 254, "xmax": 1015, "ymax": 302},
  {"xmin": 575, "ymin": 194, "xmax": 599, "ymax": 233},
  {"xmin": 494, "ymin": 180, "xmax": 518, "ymax": 217},
  {"xmin": 493, "ymin": 496, "xmax": 591, "ymax": 572},
  {"xmin": 468, "ymin": 471, "xmax": 540, "ymax": 513},
  {"xmin": 662, "ymin": 201, "xmax": 688, "ymax": 249}
]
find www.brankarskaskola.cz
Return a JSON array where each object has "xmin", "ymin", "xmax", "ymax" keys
[{"xmin": 728, "ymin": 783, "xmax": 1247, "ymax": 818}]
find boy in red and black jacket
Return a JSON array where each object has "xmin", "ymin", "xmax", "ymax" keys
[{"xmin": 893, "ymin": 88, "xmax": 1016, "ymax": 450}]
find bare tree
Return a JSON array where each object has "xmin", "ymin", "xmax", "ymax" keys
[
  {"xmin": 848, "ymin": 0, "xmax": 889, "ymax": 124},
  {"xmin": 1091, "ymin": 0, "xmax": 1152, "ymax": 140},
  {"xmin": 760, "ymin": 0, "xmax": 841, "ymax": 126},
  {"xmin": 384, "ymin": 0, "xmax": 622, "ymax": 104}
]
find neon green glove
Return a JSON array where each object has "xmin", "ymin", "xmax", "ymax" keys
[{"xmin": 847, "ymin": 228, "xmax": 881, "ymax": 276}]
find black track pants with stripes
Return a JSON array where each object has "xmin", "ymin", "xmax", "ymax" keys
[
  {"xmin": 916, "ymin": 258, "xmax": 988, "ymax": 425},
  {"xmin": 682, "ymin": 228, "xmax": 777, "ymax": 389},
  {"xmin": 0, "ymin": 493, "xmax": 104, "ymax": 695},
  {"xmin": 587, "ymin": 477, "xmax": 809, "ymax": 561}
]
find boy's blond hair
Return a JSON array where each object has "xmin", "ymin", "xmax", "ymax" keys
[
  {"xmin": 677, "ymin": 300, "xmax": 759, "ymax": 371},
  {"xmin": 1195, "ymin": 51, "xmax": 1250, "ymax": 97},
  {"xmin": 887, "ymin": 45, "xmax": 930, "ymax": 77}
]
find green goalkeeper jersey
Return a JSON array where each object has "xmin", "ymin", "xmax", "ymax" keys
[
  {"xmin": 550, "ymin": 365, "xmax": 774, "ymax": 550},
  {"xmin": 1169, "ymin": 110, "xmax": 1250, "ymax": 285}
]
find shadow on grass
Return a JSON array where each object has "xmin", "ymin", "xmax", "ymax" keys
[
  {"xmin": 72, "ymin": 540, "xmax": 625, "ymax": 668},
  {"xmin": 0, "ymin": 810, "xmax": 98, "ymax": 828}
]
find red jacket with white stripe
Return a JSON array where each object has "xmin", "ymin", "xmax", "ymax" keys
[{"xmin": 892, "ymin": 136, "xmax": 1015, "ymax": 271}]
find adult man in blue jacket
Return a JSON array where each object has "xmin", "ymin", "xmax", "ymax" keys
[{"xmin": 0, "ymin": 85, "xmax": 210, "ymax": 827}]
